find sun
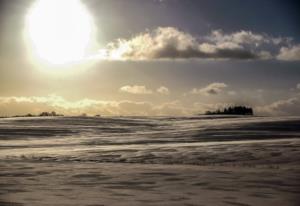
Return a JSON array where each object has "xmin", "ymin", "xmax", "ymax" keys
[{"xmin": 24, "ymin": 0, "xmax": 95, "ymax": 65}]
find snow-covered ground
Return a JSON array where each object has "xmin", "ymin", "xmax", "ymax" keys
[{"xmin": 0, "ymin": 116, "xmax": 300, "ymax": 205}]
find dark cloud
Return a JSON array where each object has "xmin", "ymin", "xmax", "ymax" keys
[{"xmin": 152, "ymin": 45, "xmax": 258, "ymax": 60}]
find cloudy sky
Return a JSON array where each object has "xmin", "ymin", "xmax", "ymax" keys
[{"xmin": 0, "ymin": 0, "xmax": 300, "ymax": 116}]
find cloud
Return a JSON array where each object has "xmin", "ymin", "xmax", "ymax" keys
[
  {"xmin": 117, "ymin": 101, "xmax": 154, "ymax": 116},
  {"xmin": 207, "ymin": 30, "xmax": 287, "ymax": 46},
  {"xmin": 119, "ymin": 85, "xmax": 170, "ymax": 95},
  {"xmin": 297, "ymin": 83, "xmax": 300, "ymax": 90},
  {"xmin": 153, "ymin": 101, "xmax": 191, "ymax": 116},
  {"xmin": 0, "ymin": 95, "xmax": 120, "ymax": 116},
  {"xmin": 0, "ymin": 95, "xmax": 154, "ymax": 116},
  {"xmin": 190, "ymin": 82, "xmax": 228, "ymax": 96},
  {"xmin": 0, "ymin": 94, "xmax": 230, "ymax": 116},
  {"xmin": 277, "ymin": 45, "xmax": 300, "ymax": 61},
  {"xmin": 119, "ymin": 85, "xmax": 153, "ymax": 94},
  {"xmin": 256, "ymin": 95, "xmax": 300, "ymax": 116},
  {"xmin": 157, "ymin": 86, "xmax": 170, "ymax": 95},
  {"xmin": 0, "ymin": 95, "xmax": 190, "ymax": 116},
  {"xmin": 1, "ymin": 94, "xmax": 300, "ymax": 117},
  {"xmin": 95, "ymin": 27, "xmax": 294, "ymax": 61}
]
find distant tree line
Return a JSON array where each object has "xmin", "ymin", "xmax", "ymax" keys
[
  {"xmin": 205, "ymin": 106, "xmax": 254, "ymax": 115},
  {"xmin": 38, "ymin": 111, "xmax": 64, "ymax": 117},
  {"xmin": 0, "ymin": 112, "xmax": 104, "ymax": 119},
  {"xmin": 0, "ymin": 111, "xmax": 64, "ymax": 118}
]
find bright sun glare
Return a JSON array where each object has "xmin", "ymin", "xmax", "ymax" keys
[{"xmin": 25, "ymin": 0, "xmax": 95, "ymax": 65}]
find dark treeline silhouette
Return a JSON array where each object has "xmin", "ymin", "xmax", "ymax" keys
[
  {"xmin": 205, "ymin": 106, "xmax": 254, "ymax": 115},
  {"xmin": 0, "ymin": 111, "xmax": 64, "ymax": 118},
  {"xmin": 38, "ymin": 111, "xmax": 63, "ymax": 117}
]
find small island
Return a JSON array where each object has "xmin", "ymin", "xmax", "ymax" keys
[{"xmin": 205, "ymin": 106, "xmax": 254, "ymax": 115}]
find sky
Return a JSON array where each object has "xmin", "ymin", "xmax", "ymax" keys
[{"xmin": 0, "ymin": 0, "xmax": 300, "ymax": 116}]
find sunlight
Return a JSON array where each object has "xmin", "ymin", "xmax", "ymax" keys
[{"xmin": 24, "ymin": 0, "xmax": 95, "ymax": 66}]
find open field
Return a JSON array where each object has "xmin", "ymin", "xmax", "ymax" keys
[{"xmin": 0, "ymin": 116, "xmax": 300, "ymax": 206}]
